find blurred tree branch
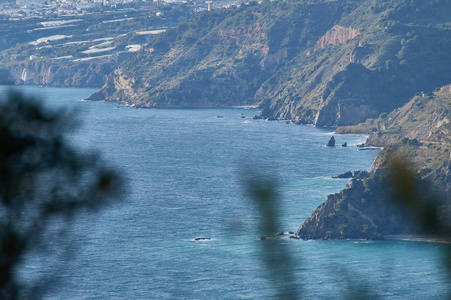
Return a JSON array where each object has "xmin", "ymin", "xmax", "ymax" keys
[
  {"xmin": 0, "ymin": 91, "xmax": 124, "ymax": 299},
  {"xmin": 242, "ymin": 168, "xmax": 301, "ymax": 299}
]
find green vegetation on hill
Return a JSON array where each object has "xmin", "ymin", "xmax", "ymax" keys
[{"xmin": 258, "ymin": 0, "xmax": 451, "ymax": 125}]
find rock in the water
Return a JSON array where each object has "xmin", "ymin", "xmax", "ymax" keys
[
  {"xmin": 194, "ymin": 237, "xmax": 211, "ymax": 241},
  {"xmin": 342, "ymin": 142, "xmax": 347, "ymax": 147},
  {"xmin": 333, "ymin": 171, "xmax": 353, "ymax": 179},
  {"xmin": 326, "ymin": 136, "xmax": 335, "ymax": 147}
]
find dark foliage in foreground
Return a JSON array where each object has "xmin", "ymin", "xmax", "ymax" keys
[{"xmin": 0, "ymin": 91, "xmax": 124, "ymax": 299}]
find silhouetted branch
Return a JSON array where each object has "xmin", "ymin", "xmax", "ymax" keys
[{"xmin": 0, "ymin": 91, "xmax": 125, "ymax": 299}]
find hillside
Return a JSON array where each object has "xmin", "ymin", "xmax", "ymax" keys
[
  {"xmin": 89, "ymin": 0, "xmax": 355, "ymax": 106},
  {"xmin": 297, "ymin": 84, "xmax": 451, "ymax": 239},
  {"xmin": 257, "ymin": 0, "xmax": 451, "ymax": 125},
  {"xmin": 91, "ymin": 0, "xmax": 451, "ymax": 127}
]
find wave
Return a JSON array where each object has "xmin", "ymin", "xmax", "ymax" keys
[{"xmin": 300, "ymin": 176, "xmax": 337, "ymax": 180}]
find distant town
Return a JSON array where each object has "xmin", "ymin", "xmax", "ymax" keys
[
  {"xmin": 0, "ymin": 0, "xmax": 247, "ymax": 88},
  {"xmin": 0, "ymin": 0, "xmax": 242, "ymax": 19}
]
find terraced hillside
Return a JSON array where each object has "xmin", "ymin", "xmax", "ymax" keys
[{"xmin": 0, "ymin": 3, "xmax": 191, "ymax": 87}]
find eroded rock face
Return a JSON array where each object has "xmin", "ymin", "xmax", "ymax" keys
[{"xmin": 313, "ymin": 25, "xmax": 360, "ymax": 51}]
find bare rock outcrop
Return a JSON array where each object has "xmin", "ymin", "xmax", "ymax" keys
[{"xmin": 313, "ymin": 25, "xmax": 360, "ymax": 51}]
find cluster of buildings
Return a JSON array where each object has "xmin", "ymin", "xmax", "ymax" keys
[
  {"xmin": 0, "ymin": 0, "xmax": 147, "ymax": 12},
  {"xmin": 0, "ymin": 0, "xmax": 233, "ymax": 19},
  {"xmin": 15, "ymin": 0, "xmax": 141, "ymax": 7},
  {"xmin": 0, "ymin": 0, "xmax": 150, "ymax": 18}
]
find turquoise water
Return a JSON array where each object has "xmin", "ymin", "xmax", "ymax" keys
[{"xmin": 2, "ymin": 86, "xmax": 450, "ymax": 299}]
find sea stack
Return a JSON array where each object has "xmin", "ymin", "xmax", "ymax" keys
[{"xmin": 326, "ymin": 136, "xmax": 335, "ymax": 147}]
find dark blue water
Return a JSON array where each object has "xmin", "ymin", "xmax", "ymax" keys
[{"xmin": 3, "ymin": 86, "xmax": 450, "ymax": 299}]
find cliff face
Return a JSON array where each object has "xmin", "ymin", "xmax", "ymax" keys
[
  {"xmin": 298, "ymin": 83, "xmax": 451, "ymax": 239},
  {"xmin": 5, "ymin": 54, "xmax": 130, "ymax": 88},
  {"xmin": 313, "ymin": 63, "xmax": 379, "ymax": 126}
]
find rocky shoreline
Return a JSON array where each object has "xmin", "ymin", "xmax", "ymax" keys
[{"xmin": 2, "ymin": 0, "xmax": 450, "ymax": 241}]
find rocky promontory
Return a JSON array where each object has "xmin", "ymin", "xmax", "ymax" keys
[
  {"xmin": 297, "ymin": 84, "xmax": 451, "ymax": 240},
  {"xmin": 297, "ymin": 177, "xmax": 414, "ymax": 240}
]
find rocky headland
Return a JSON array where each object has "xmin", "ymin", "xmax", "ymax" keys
[{"xmin": 297, "ymin": 84, "xmax": 451, "ymax": 240}]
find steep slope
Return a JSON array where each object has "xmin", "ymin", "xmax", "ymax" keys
[
  {"xmin": 256, "ymin": 0, "xmax": 451, "ymax": 125},
  {"xmin": 89, "ymin": 0, "xmax": 362, "ymax": 106},
  {"xmin": 297, "ymin": 84, "xmax": 451, "ymax": 239},
  {"xmin": 91, "ymin": 0, "xmax": 451, "ymax": 127}
]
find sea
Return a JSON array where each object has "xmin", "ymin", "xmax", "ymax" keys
[{"xmin": 1, "ymin": 86, "xmax": 450, "ymax": 299}]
